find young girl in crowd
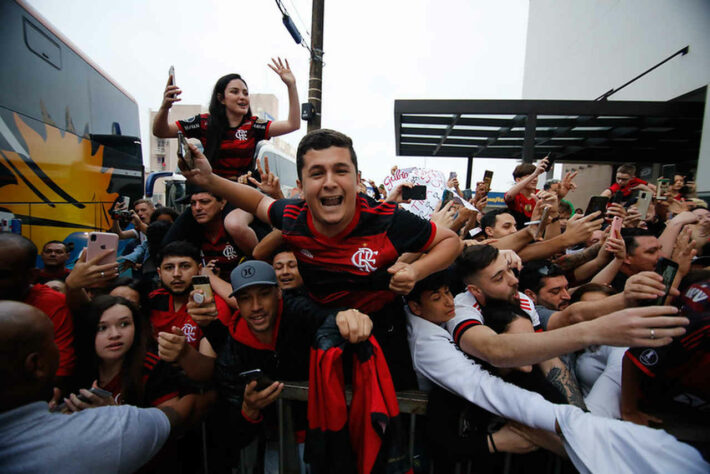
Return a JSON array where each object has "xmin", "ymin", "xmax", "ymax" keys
[
  {"xmin": 153, "ymin": 58, "xmax": 300, "ymax": 256},
  {"xmin": 66, "ymin": 295, "xmax": 185, "ymax": 409}
]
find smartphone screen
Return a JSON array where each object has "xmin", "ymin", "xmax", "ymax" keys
[
  {"xmin": 402, "ymin": 185, "xmax": 426, "ymax": 200},
  {"xmin": 656, "ymin": 178, "xmax": 670, "ymax": 200},
  {"xmin": 648, "ymin": 258, "xmax": 679, "ymax": 306},
  {"xmin": 585, "ymin": 196, "xmax": 609, "ymax": 216},
  {"xmin": 483, "ymin": 170, "xmax": 493, "ymax": 192},
  {"xmin": 449, "ymin": 171, "xmax": 457, "ymax": 181},
  {"xmin": 191, "ymin": 275, "xmax": 213, "ymax": 305}
]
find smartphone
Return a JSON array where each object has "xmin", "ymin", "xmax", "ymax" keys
[
  {"xmin": 441, "ymin": 189, "xmax": 454, "ymax": 207},
  {"xmin": 610, "ymin": 216, "xmax": 623, "ymax": 238},
  {"xmin": 585, "ymin": 196, "xmax": 609, "ymax": 216},
  {"xmin": 402, "ymin": 185, "xmax": 426, "ymax": 201},
  {"xmin": 610, "ymin": 190, "xmax": 625, "ymax": 205},
  {"xmin": 239, "ymin": 369, "xmax": 275, "ymax": 391},
  {"xmin": 661, "ymin": 164, "xmax": 676, "ymax": 179},
  {"xmin": 535, "ymin": 205, "xmax": 551, "ymax": 240},
  {"xmin": 643, "ymin": 258, "xmax": 679, "ymax": 306},
  {"xmin": 177, "ymin": 131, "xmax": 194, "ymax": 169},
  {"xmin": 544, "ymin": 153, "xmax": 554, "ymax": 170},
  {"xmin": 483, "ymin": 170, "xmax": 493, "ymax": 192},
  {"xmin": 449, "ymin": 171, "xmax": 457, "ymax": 181},
  {"xmin": 168, "ymin": 65, "xmax": 176, "ymax": 97},
  {"xmin": 462, "ymin": 188, "xmax": 473, "ymax": 200},
  {"xmin": 656, "ymin": 178, "xmax": 670, "ymax": 200},
  {"xmin": 87, "ymin": 232, "xmax": 118, "ymax": 265},
  {"xmin": 635, "ymin": 190, "xmax": 653, "ymax": 219},
  {"xmin": 191, "ymin": 275, "xmax": 213, "ymax": 305},
  {"xmin": 51, "ymin": 386, "xmax": 114, "ymax": 412}
]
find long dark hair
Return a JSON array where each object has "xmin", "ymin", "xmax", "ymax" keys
[
  {"xmin": 205, "ymin": 73, "xmax": 252, "ymax": 163},
  {"xmin": 74, "ymin": 295, "xmax": 147, "ymax": 405}
]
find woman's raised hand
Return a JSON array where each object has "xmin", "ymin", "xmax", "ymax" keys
[
  {"xmin": 160, "ymin": 73, "xmax": 181, "ymax": 110},
  {"xmin": 268, "ymin": 57, "xmax": 296, "ymax": 87}
]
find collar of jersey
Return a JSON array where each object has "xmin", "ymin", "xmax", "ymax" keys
[
  {"xmin": 305, "ymin": 194, "xmax": 362, "ymax": 243},
  {"xmin": 232, "ymin": 298, "xmax": 284, "ymax": 351}
]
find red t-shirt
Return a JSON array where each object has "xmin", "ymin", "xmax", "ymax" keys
[
  {"xmin": 505, "ymin": 191, "xmax": 537, "ymax": 218},
  {"xmin": 24, "ymin": 284, "xmax": 75, "ymax": 377},
  {"xmin": 607, "ymin": 177, "xmax": 647, "ymax": 198},
  {"xmin": 148, "ymin": 288, "xmax": 232, "ymax": 349}
]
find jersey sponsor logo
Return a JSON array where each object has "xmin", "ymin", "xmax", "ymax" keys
[
  {"xmin": 351, "ymin": 247, "xmax": 379, "ymax": 273},
  {"xmin": 223, "ymin": 243, "xmax": 238, "ymax": 260},
  {"xmin": 235, "ymin": 129, "xmax": 248, "ymax": 141},
  {"xmin": 184, "ymin": 116, "xmax": 197, "ymax": 123},
  {"xmin": 301, "ymin": 249, "xmax": 314, "ymax": 259},
  {"xmin": 182, "ymin": 323, "xmax": 198, "ymax": 343},
  {"xmin": 686, "ymin": 286, "xmax": 709, "ymax": 303},
  {"xmin": 639, "ymin": 348, "xmax": 659, "ymax": 367}
]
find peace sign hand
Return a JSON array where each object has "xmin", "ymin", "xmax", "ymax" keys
[
  {"xmin": 268, "ymin": 57, "xmax": 296, "ymax": 87},
  {"xmin": 249, "ymin": 156, "xmax": 284, "ymax": 199}
]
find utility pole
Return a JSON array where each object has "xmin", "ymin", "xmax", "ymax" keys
[{"xmin": 307, "ymin": 0, "xmax": 324, "ymax": 132}]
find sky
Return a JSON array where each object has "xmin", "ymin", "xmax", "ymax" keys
[{"xmin": 25, "ymin": 0, "xmax": 531, "ymax": 192}]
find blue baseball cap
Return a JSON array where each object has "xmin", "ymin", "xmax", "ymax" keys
[{"xmin": 229, "ymin": 260, "xmax": 278, "ymax": 297}]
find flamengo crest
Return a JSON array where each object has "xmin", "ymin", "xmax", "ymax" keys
[{"xmin": 352, "ymin": 247, "xmax": 379, "ymax": 273}]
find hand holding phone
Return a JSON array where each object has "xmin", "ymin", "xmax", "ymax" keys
[
  {"xmin": 87, "ymin": 232, "xmax": 118, "ymax": 266},
  {"xmin": 239, "ymin": 369, "xmax": 276, "ymax": 392},
  {"xmin": 641, "ymin": 258, "xmax": 679, "ymax": 306},
  {"xmin": 585, "ymin": 196, "xmax": 609, "ymax": 216},
  {"xmin": 177, "ymin": 131, "xmax": 195, "ymax": 169},
  {"xmin": 402, "ymin": 185, "xmax": 426, "ymax": 201}
]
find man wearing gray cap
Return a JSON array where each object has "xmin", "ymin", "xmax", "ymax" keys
[{"xmin": 158, "ymin": 260, "xmax": 372, "ymax": 446}]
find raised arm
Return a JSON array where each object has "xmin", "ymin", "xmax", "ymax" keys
[
  {"xmin": 182, "ymin": 143, "xmax": 275, "ymax": 224},
  {"xmin": 504, "ymin": 158, "xmax": 548, "ymax": 203},
  {"xmin": 265, "ymin": 58, "xmax": 300, "ymax": 137},
  {"xmin": 152, "ymin": 74, "xmax": 181, "ymax": 138},
  {"xmin": 518, "ymin": 212, "xmax": 603, "ymax": 262}
]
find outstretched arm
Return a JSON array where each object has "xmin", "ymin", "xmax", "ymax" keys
[{"xmin": 182, "ymin": 143, "xmax": 275, "ymax": 224}]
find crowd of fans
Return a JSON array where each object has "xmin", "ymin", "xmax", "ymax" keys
[{"xmin": 1, "ymin": 62, "xmax": 708, "ymax": 474}]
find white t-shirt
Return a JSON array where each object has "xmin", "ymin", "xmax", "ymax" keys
[
  {"xmin": 405, "ymin": 305, "xmax": 557, "ymax": 433},
  {"xmin": 444, "ymin": 290, "xmax": 542, "ymax": 345}
]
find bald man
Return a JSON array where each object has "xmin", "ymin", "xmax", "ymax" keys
[{"xmin": 0, "ymin": 301, "xmax": 185, "ymax": 473}]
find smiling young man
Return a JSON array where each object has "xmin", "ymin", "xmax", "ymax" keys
[
  {"xmin": 181, "ymin": 129, "xmax": 461, "ymax": 388},
  {"xmin": 271, "ymin": 249, "xmax": 303, "ymax": 290}
]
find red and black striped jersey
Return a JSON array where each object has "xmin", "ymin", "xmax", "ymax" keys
[
  {"xmin": 176, "ymin": 114, "xmax": 271, "ymax": 179},
  {"xmin": 625, "ymin": 281, "xmax": 709, "ymax": 401},
  {"xmin": 148, "ymin": 288, "xmax": 232, "ymax": 349},
  {"xmin": 268, "ymin": 194, "xmax": 436, "ymax": 314},
  {"xmin": 200, "ymin": 221, "xmax": 246, "ymax": 281}
]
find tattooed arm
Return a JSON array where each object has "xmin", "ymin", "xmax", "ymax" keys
[{"xmin": 538, "ymin": 358, "xmax": 587, "ymax": 411}]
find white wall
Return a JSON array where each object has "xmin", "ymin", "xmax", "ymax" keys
[{"xmin": 522, "ymin": 0, "xmax": 710, "ymax": 101}]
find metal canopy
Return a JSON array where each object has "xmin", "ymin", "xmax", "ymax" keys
[{"xmin": 394, "ymin": 99, "xmax": 704, "ymax": 165}]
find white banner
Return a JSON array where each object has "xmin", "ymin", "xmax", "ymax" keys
[{"xmin": 382, "ymin": 167, "xmax": 447, "ymax": 219}]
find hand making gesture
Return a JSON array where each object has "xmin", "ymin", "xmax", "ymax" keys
[{"xmin": 268, "ymin": 57, "xmax": 296, "ymax": 87}]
